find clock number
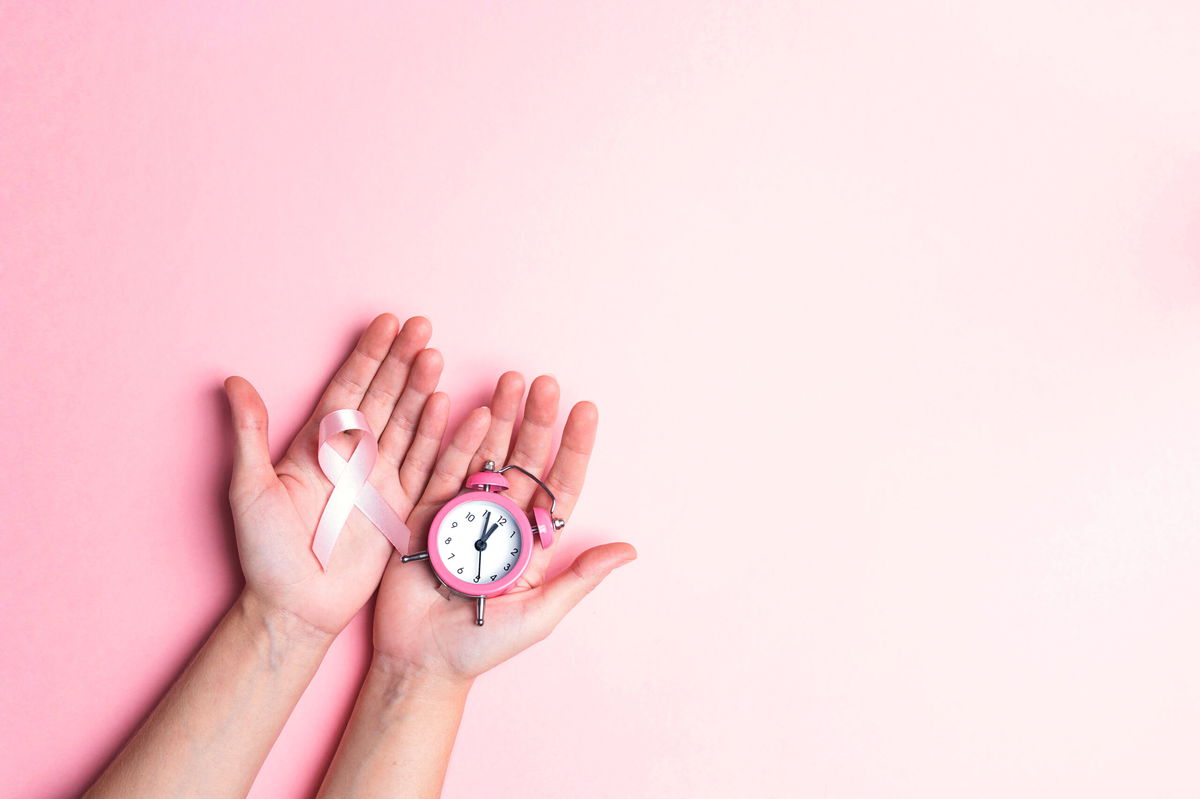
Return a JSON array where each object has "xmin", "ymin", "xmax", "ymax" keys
[
  {"xmin": 447, "ymin": 552, "xmax": 455, "ymax": 559},
  {"xmin": 497, "ymin": 517, "xmax": 507, "ymax": 525},
  {"xmin": 509, "ymin": 531, "xmax": 517, "ymax": 538},
  {"xmin": 473, "ymin": 576, "xmax": 479, "ymax": 583},
  {"xmin": 510, "ymin": 548, "xmax": 519, "ymax": 556},
  {"xmin": 466, "ymin": 512, "xmax": 475, "ymax": 522},
  {"xmin": 503, "ymin": 563, "xmax": 510, "ymax": 571},
  {"xmin": 444, "ymin": 537, "xmax": 452, "ymax": 544},
  {"xmin": 490, "ymin": 575, "xmax": 497, "ymax": 581},
  {"xmin": 451, "ymin": 521, "xmax": 458, "ymax": 528},
  {"xmin": 456, "ymin": 567, "xmax": 463, "ymax": 574}
]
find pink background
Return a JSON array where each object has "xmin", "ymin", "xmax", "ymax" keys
[{"xmin": 3, "ymin": 2, "xmax": 1200, "ymax": 796}]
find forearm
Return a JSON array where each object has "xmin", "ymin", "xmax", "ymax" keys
[
  {"xmin": 86, "ymin": 590, "xmax": 333, "ymax": 799},
  {"xmin": 317, "ymin": 654, "xmax": 472, "ymax": 799}
]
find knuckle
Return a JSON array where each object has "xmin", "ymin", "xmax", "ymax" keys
[
  {"xmin": 388, "ymin": 411, "xmax": 418, "ymax": 434},
  {"xmin": 547, "ymin": 473, "xmax": 580, "ymax": 499},
  {"xmin": 334, "ymin": 372, "xmax": 368, "ymax": 395},
  {"xmin": 369, "ymin": 385, "xmax": 400, "ymax": 406}
]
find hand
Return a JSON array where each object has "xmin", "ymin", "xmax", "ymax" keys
[
  {"xmin": 372, "ymin": 373, "xmax": 637, "ymax": 681},
  {"xmin": 222, "ymin": 314, "xmax": 450, "ymax": 636}
]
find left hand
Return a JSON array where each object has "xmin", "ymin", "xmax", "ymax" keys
[{"xmin": 223, "ymin": 313, "xmax": 450, "ymax": 636}]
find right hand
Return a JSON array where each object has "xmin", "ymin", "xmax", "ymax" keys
[{"xmin": 372, "ymin": 372, "xmax": 637, "ymax": 681}]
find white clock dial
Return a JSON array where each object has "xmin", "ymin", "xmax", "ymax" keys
[{"xmin": 436, "ymin": 499, "xmax": 522, "ymax": 588}]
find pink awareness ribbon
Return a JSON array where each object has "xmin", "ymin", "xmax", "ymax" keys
[{"xmin": 311, "ymin": 409, "xmax": 411, "ymax": 570}]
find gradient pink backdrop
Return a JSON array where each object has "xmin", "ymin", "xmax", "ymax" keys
[{"xmin": 3, "ymin": 2, "xmax": 1200, "ymax": 796}]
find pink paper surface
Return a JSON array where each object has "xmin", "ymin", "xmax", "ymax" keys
[{"xmin": 3, "ymin": 2, "xmax": 1200, "ymax": 796}]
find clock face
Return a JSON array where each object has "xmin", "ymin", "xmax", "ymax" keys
[{"xmin": 434, "ymin": 498, "xmax": 523, "ymax": 589}]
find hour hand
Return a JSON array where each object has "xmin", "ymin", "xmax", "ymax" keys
[{"xmin": 481, "ymin": 522, "xmax": 500, "ymax": 542}]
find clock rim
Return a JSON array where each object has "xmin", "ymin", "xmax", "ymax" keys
[{"xmin": 427, "ymin": 490, "xmax": 534, "ymax": 597}]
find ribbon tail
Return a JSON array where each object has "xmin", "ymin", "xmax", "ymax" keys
[
  {"xmin": 312, "ymin": 471, "xmax": 365, "ymax": 570},
  {"xmin": 355, "ymin": 482, "xmax": 414, "ymax": 554}
]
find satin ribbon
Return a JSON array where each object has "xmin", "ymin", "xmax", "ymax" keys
[{"xmin": 312, "ymin": 409, "xmax": 411, "ymax": 570}]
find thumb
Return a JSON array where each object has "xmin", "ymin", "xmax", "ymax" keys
[
  {"xmin": 529, "ymin": 542, "xmax": 637, "ymax": 634},
  {"xmin": 223, "ymin": 376, "xmax": 275, "ymax": 496}
]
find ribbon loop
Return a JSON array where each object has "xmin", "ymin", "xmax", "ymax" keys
[{"xmin": 311, "ymin": 409, "xmax": 411, "ymax": 570}]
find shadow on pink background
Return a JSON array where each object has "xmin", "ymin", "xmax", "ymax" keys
[{"xmin": 3, "ymin": 1, "xmax": 1200, "ymax": 796}]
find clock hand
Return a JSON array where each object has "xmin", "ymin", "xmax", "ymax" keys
[
  {"xmin": 472, "ymin": 511, "xmax": 491, "ymax": 582},
  {"xmin": 481, "ymin": 522, "xmax": 500, "ymax": 543}
]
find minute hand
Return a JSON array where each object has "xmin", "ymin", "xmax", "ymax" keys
[{"xmin": 480, "ymin": 522, "xmax": 500, "ymax": 543}]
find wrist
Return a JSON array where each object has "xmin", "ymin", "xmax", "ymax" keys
[
  {"xmin": 234, "ymin": 589, "xmax": 337, "ymax": 664},
  {"xmin": 316, "ymin": 652, "xmax": 471, "ymax": 797},
  {"xmin": 368, "ymin": 651, "xmax": 474, "ymax": 709}
]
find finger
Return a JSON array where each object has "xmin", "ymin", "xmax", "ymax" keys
[
  {"xmin": 503, "ymin": 375, "xmax": 561, "ymax": 508},
  {"xmin": 524, "ymin": 543, "xmax": 636, "ymax": 639},
  {"xmin": 397, "ymin": 391, "xmax": 449, "ymax": 506},
  {"xmin": 303, "ymin": 314, "xmax": 400, "ymax": 438},
  {"xmin": 223, "ymin": 376, "xmax": 277, "ymax": 502},
  {"xmin": 468, "ymin": 371, "xmax": 525, "ymax": 474},
  {"xmin": 377, "ymin": 347, "xmax": 444, "ymax": 466},
  {"xmin": 407, "ymin": 406, "xmax": 491, "ymax": 549},
  {"xmin": 521, "ymin": 400, "xmax": 598, "ymax": 585},
  {"xmin": 535, "ymin": 401, "xmax": 597, "ymax": 523},
  {"xmin": 358, "ymin": 316, "xmax": 433, "ymax": 438}
]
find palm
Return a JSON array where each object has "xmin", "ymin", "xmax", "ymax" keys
[
  {"xmin": 372, "ymin": 372, "xmax": 636, "ymax": 679},
  {"xmin": 230, "ymin": 458, "xmax": 409, "ymax": 635},
  {"xmin": 223, "ymin": 315, "xmax": 450, "ymax": 636},
  {"xmin": 371, "ymin": 553, "xmax": 531, "ymax": 675}
]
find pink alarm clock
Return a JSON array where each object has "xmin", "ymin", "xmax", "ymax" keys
[{"xmin": 401, "ymin": 461, "xmax": 564, "ymax": 625}]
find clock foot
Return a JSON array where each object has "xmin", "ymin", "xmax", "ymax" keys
[
  {"xmin": 476, "ymin": 595, "xmax": 485, "ymax": 626},
  {"xmin": 401, "ymin": 551, "xmax": 429, "ymax": 563}
]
